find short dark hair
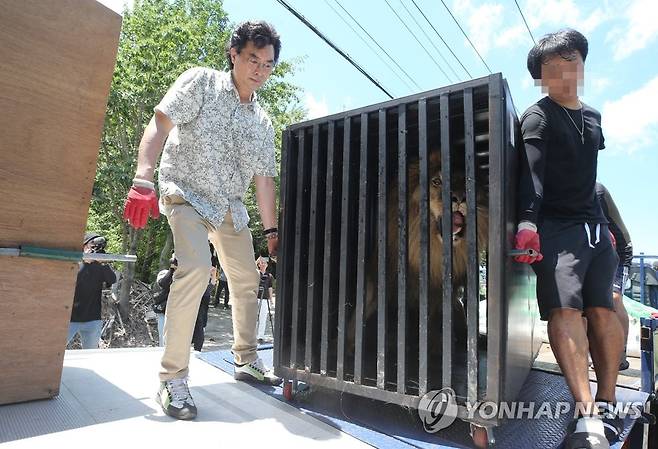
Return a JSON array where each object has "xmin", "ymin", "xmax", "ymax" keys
[
  {"xmin": 527, "ymin": 29, "xmax": 588, "ymax": 80},
  {"xmin": 226, "ymin": 21, "xmax": 281, "ymax": 70}
]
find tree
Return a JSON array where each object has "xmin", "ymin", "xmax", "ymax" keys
[{"xmin": 91, "ymin": 0, "xmax": 304, "ymax": 318}]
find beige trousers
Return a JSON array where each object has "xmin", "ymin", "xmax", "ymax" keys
[{"xmin": 160, "ymin": 196, "xmax": 260, "ymax": 381}]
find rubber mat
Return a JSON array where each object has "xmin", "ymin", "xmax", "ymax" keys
[{"xmin": 198, "ymin": 347, "xmax": 650, "ymax": 449}]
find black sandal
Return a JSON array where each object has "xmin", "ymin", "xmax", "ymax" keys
[
  {"xmin": 597, "ymin": 402, "xmax": 624, "ymax": 443},
  {"xmin": 619, "ymin": 357, "xmax": 630, "ymax": 371}
]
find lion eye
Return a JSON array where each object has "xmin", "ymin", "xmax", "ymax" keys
[{"xmin": 431, "ymin": 177, "xmax": 442, "ymax": 187}]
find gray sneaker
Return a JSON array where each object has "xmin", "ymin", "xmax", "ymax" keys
[
  {"xmin": 234, "ymin": 357, "xmax": 282, "ymax": 385},
  {"xmin": 156, "ymin": 377, "xmax": 197, "ymax": 420}
]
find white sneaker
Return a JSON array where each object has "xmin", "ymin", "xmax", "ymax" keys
[
  {"xmin": 156, "ymin": 377, "xmax": 197, "ymax": 420},
  {"xmin": 234, "ymin": 357, "xmax": 282, "ymax": 385}
]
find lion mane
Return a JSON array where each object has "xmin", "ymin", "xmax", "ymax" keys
[{"xmin": 349, "ymin": 151, "xmax": 489, "ymax": 354}]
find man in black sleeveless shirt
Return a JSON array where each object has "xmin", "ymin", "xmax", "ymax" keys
[
  {"xmin": 596, "ymin": 182, "xmax": 633, "ymax": 370},
  {"xmin": 514, "ymin": 29, "xmax": 623, "ymax": 449}
]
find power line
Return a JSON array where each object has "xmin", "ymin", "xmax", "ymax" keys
[
  {"xmin": 323, "ymin": 0, "xmax": 415, "ymax": 92},
  {"xmin": 333, "ymin": 0, "xmax": 422, "ymax": 91},
  {"xmin": 438, "ymin": 0, "xmax": 493, "ymax": 74},
  {"xmin": 409, "ymin": 0, "xmax": 473, "ymax": 79},
  {"xmin": 274, "ymin": 0, "xmax": 394, "ymax": 99},
  {"xmin": 383, "ymin": 0, "xmax": 454, "ymax": 83},
  {"xmin": 395, "ymin": 0, "xmax": 461, "ymax": 81},
  {"xmin": 514, "ymin": 0, "xmax": 536, "ymax": 45}
]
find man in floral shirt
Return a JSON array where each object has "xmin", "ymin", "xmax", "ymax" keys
[{"xmin": 123, "ymin": 21, "xmax": 282, "ymax": 420}]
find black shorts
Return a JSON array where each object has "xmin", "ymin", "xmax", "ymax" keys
[
  {"xmin": 532, "ymin": 220, "xmax": 619, "ymax": 321},
  {"xmin": 613, "ymin": 265, "xmax": 628, "ymax": 295}
]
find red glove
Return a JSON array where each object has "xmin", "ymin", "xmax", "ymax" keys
[
  {"xmin": 609, "ymin": 231, "xmax": 617, "ymax": 249},
  {"xmin": 123, "ymin": 185, "xmax": 160, "ymax": 229},
  {"xmin": 514, "ymin": 229, "xmax": 543, "ymax": 264}
]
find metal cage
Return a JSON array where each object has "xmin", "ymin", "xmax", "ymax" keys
[{"xmin": 274, "ymin": 73, "xmax": 540, "ymax": 430}]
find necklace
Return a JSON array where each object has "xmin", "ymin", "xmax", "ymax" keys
[{"xmin": 559, "ymin": 103, "xmax": 585, "ymax": 144}]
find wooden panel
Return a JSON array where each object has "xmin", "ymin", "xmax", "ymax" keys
[
  {"xmin": 0, "ymin": 0, "xmax": 121, "ymax": 250},
  {"xmin": 0, "ymin": 0, "xmax": 121, "ymax": 404},
  {"xmin": 0, "ymin": 257, "xmax": 78, "ymax": 405}
]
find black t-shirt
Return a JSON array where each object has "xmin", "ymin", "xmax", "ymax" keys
[
  {"xmin": 518, "ymin": 96, "xmax": 606, "ymax": 224},
  {"xmin": 153, "ymin": 268, "xmax": 174, "ymax": 313},
  {"xmin": 257, "ymin": 272, "xmax": 273, "ymax": 299},
  {"xmin": 71, "ymin": 262, "xmax": 117, "ymax": 322}
]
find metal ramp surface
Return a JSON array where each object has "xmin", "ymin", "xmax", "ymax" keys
[{"xmin": 0, "ymin": 348, "xmax": 369, "ymax": 448}]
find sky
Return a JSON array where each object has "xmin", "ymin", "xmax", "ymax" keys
[{"xmin": 101, "ymin": 0, "xmax": 658, "ymax": 256}]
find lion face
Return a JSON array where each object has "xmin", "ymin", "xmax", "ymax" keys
[
  {"xmin": 406, "ymin": 152, "xmax": 489, "ymax": 288},
  {"xmin": 428, "ymin": 173, "xmax": 469, "ymax": 244}
]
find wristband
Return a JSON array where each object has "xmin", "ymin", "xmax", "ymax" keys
[
  {"xmin": 132, "ymin": 178, "xmax": 155, "ymax": 190},
  {"xmin": 517, "ymin": 221, "xmax": 537, "ymax": 233},
  {"xmin": 263, "ymin": 227, "xmax": 278, "ymax": 235}
]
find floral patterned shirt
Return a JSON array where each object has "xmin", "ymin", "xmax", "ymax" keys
[{"xmin": 155, "ymin": 67, "xmax": 276, "ymax": 231}]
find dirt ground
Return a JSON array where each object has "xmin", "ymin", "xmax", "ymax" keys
[
  {"xmin": 67, "ymin": 289, "xmax": 275, "ymax": 353},
  {"xmin": 201, "ymin": 296, "xmax": 275, "ymax": 352}
]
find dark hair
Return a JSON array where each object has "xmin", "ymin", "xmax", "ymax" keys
[
  {"xmin": 84, "ymin": 232, "xmax": 102, "ymax": 245},
  {"xmin": 527, "ymin": 29, "xmax": 588, "ymax": 80},
  {"xmin": 83, "ymin": 232, "xmax": 107, "ymax": 253},
  {"xmin": 226, "ymin": 21, "xmax": 281, "ymax": 70}
]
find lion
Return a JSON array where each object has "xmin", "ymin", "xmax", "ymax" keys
[
  {"xmin": 345, "ymin": 150, "xmax": 489, "ymax": 381},
  {"xmin": 397, "ymin": 151, "xmax": 489, "ymax": 324}
]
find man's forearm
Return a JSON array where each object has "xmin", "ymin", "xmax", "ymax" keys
[
  {"xmin": 254, "ymin": 176, "xmax": 277, "ymax": 229},
  {"xmin": 135, "ymin": 111, "xmax": 173, "ymax": 181},
  {"xmin": 518, "ymin": 138, "xmax": 547, "ymax": 224}
]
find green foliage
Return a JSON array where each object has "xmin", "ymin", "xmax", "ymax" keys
[{"xmin": 91, "ymin": 0, "xmax": 305, "ymax": 282}]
